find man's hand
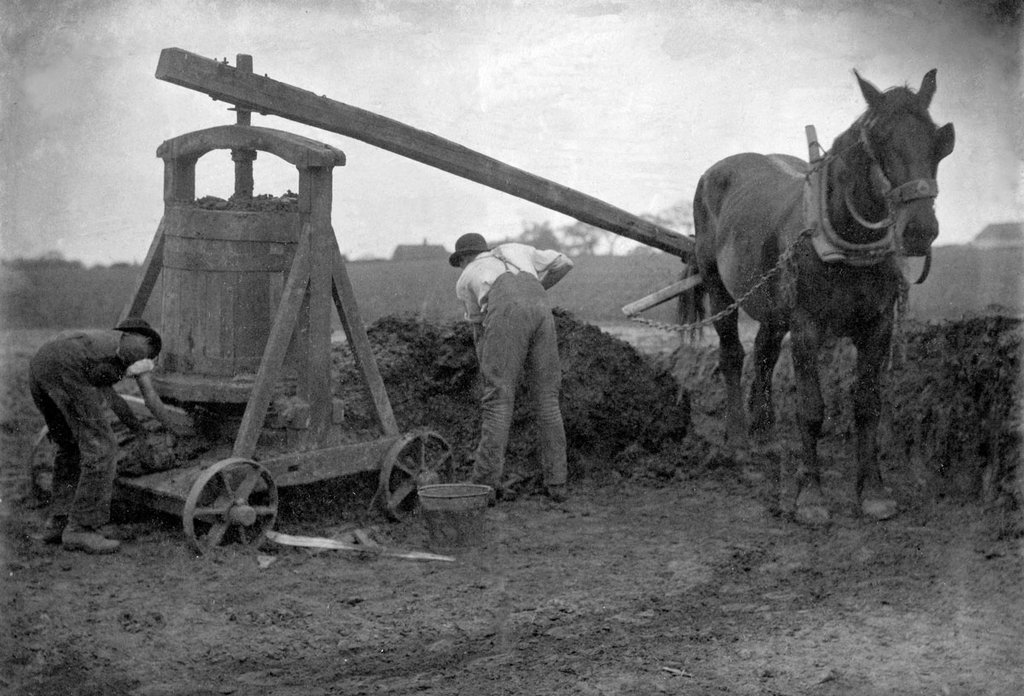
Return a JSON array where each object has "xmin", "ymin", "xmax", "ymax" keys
[
  {"xmin": 134, "ymin": 372, "xmax": 197, "ymax": 437},
  {"xmin": 105, "ymin": 388, "xmax": 144, "ymax": 434},
  {"xmin": 126, "ymin": 358, "xmax": 156, "ymax": 377}
]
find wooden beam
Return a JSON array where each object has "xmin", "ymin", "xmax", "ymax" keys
[
  {"xmin": 621, "ymin": 274, "xmax": 703, "ymax": 316},
  {"xmin": 260, "ymin": 438, "xmax": 396, "ymax": 486},
  {"xmin": 155, "ymin": 48, "xmax": 693, "ymax": 258}
]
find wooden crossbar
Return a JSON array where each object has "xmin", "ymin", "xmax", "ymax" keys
[{"xmin": 621, "ymin": 274, "xmax": 703, "ymax": 316}]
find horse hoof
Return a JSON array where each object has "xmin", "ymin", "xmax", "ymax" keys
[
  {"xmin": 795, "ymin": 487, "xmax": 831, "ymax": 525},
  {"xmin": 861, "ymin": 496, "xmax": 898, "ymax": 521},
  {"xmin": 796, "ymin": 504, "xmax": 831, "ymax": 526}
]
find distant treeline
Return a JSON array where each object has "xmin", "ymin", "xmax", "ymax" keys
[
  {"xmin": 1, "ymin": 257, "xmax": 143, "ymax": 329},
  {"xmin": 1, "ymin": 245, "xmax": 1020, "ymax": 331}
]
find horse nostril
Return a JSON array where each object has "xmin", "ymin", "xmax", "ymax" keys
[{"xmin": 902, "ymin": 229, "xmax": 937, "ymax": 256}]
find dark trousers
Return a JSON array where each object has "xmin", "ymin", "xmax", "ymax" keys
[
  {"xmin": 471, "ymin": 272, "xmax": 567, "ymax": 489},
  {"xmin": 29, "ymin": 371, "xmax": 117, "ymax": 528}
]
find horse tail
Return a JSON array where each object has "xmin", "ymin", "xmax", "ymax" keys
[
  {"xmin": 675, "ymin": 260, "xmax": 705, "ymax": 328},
  {"xmin": 676, "ymin": 177, "xmax": 710, "ymax": 341}
]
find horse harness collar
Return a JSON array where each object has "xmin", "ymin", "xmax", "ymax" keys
[{"xmin": 803, "ymin": 121, "xmax": 936, "ymax": 283}]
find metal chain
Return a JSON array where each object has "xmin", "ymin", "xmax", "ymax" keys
[{"xmin": 627, "ymin": 228, "xmax": 813, "ymax": 334}]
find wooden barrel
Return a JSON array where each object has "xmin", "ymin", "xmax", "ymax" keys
[{"xmin": 159, "ymin": 205, "xmax": 301, "ymax": 381}]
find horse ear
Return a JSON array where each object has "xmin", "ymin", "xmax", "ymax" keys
[
  {"xmin": 935, "ymin": 122, "xmax": 955, "ymax": 161},
  {"xmin": 854, "ymin": 69, "xmax": 883, "ymax": 110},
  {"xmin": 918, "ymin": 69, "xmax": 938, "ymax": 108}
]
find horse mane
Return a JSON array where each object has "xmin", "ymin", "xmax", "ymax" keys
[{"xmin": 830, "ymin": 83, "xmax": 935, "ymax": 154}]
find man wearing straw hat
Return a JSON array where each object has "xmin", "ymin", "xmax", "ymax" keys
[{"xmin": 449, "ymin": 233, "xmax": 574, "ymax": 503}]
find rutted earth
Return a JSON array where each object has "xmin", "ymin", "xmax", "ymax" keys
[{"xmin": 1, "ymin": 324, "xmax": 1022, "ymax": 696}]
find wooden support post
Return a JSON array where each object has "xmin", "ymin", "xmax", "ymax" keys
[
  {"xmin": 232, "ymin": 227, "xmax": 312, "ymax": 459},
  {"xmin": 164, "ymin": 157, "xmax": 196, "ymax": 203},
  {"xmin": 120, "ymin": 218, "xmax": 166, "ymax": 322},
  {"xmin": 232, "ymin": 54, "xmax": 256, "ymax": 199},
  {"xmin": 300, "ymin": 167, "xmax": 334, "ymax": 444},
  {"xmin": 330, "ymin": 244, "xmax": 399, "ymax": 436},
  {"xmin": 806, "ymin": 125, "xmax": 822, "ymax": 163}
]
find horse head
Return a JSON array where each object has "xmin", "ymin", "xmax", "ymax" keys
[{"xmin": 840, "ymin": 69, "xmax": 955, "ymax": 256}]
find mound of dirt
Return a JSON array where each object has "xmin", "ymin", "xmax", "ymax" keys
[
  {"xmin": 885, "ymin": 317, "xmax": 1021, "ymax": 504},
  {"xmin": 332, "ymin": 309, "xmax": 691, "ymax": 484},
  {"xmin": 194, "ymin": 192, "xmax": 298, "ymax": 212},
  {"xmin": 673, "ymin": 316, "xmax": 1022, "ymax": 512}
]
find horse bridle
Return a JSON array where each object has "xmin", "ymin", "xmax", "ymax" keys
[
  {"xmin": 828, "ymin": 120, "xmax": 937, "ymax": 283},
  {"xmin": 848, "ymin": 120, "xmax": 940, "ymax": 225}
]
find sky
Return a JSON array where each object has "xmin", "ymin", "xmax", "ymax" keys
[{"xmin": 0, "ymin": 0, "xmax": 1020, "ymax": 265}]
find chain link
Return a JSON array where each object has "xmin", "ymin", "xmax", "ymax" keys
[{"xmin": 627, "ymin": 228, "xmax": 813, "ymax": 334}]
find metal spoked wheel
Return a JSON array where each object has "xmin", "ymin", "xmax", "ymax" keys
[
  {"xmin": 377, "ymin": 430, "xmax": 454, "ymax": 521},
  {"xmin": 181, "ymin": 457, "xmax": 278, "ymax": 555}
]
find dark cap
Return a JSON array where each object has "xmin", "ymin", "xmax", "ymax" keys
[
  {"xmin": 114, "ymin": 317, "xmax": 162, "ymax": 355},
  {"xmin": 448, "ymin": 233, "xmax": 490, "ymax": 267}
]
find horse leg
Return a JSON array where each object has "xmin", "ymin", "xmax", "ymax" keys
[
  {"xmin": 709, "ymin": 285, "xmax": 748, "ymax": 449},
  {"xmin": 748, "ymin": 320, "xmax": 787, "ymax": 445},
  {"xmin": 788, "ymin": 316, "xmax": 830, "ymax": 525},
  {"xmin": 852, "ymin": 318, "xmax": 898, "ymax": 520}
]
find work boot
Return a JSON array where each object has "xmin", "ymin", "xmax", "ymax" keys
[
  {"xmin": 95, "ymin": 524, "xmax": 130, "ymax": 542},
  {"xmin": 61, "ymin": 524, "xmax": 120, "ymax": 554},
  {"xmin": 545, "ymin": 484, "xmax": 568, "ymax": 503},
  {"xmin": 41, "ymin": 515, "xmax": 68, "ymax": 544}
]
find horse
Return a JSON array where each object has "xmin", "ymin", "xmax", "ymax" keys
[{"xmin": 685, "ymin": 70, "xmax": 955, "ymax": 524}]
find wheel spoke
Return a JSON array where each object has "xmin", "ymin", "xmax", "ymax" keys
[
  {"xmin": 393, "ymin": 459, "xmax": 416, "ymax": 479},
  {"xmin": 214, "ymin": 470, "xmax": 237, "ymax": 498},
  {"xmin": 234, "ymin": 471, "xmax": 263, "ymax": 500},
  {"xmin": 192, "ymin": 505, "xmax": 231, "ymax": 521},
  {"xmin": 250, "ymin": 505, "xmax": 277, "ymax": 518},
  {"xmin": 202, "ymin": 522, "xmax": 230, "ymax": 548},
  {"xmin": 387, "ymin": 479, "xmax": 416, "ymax": 514},
  {"xmin": 416, "ymin": 439, "xmax": 426, "ymax": 471},
  {"xmin": 430, "ymin": 450, "xmax": 453, "ymax": 473}
]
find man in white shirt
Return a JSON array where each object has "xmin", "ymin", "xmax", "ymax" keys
[{"xmin": 450, "ymin": 233, "xmax": 574, "ymax": 503}]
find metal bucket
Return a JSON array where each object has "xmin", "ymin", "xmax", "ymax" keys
[{"xmin": 417, "ymin": 483, "xmax": 492, "ymax": 551}]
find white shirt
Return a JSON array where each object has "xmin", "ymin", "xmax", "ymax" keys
[{"xmin": 455, "ymin": 243, "xmax": 572, "ymax": 323}]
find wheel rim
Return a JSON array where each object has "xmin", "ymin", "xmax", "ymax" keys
[
  {"xmin": 182, "ymin": 457, "xmax": 278, "ymax": 555},
  {"xmin": 377, "ymin": 430, "xmax": 453, "ymax": 521}
]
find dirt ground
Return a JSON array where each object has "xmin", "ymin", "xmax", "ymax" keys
[{"xmin": 2, "ymin": 325, "xmax": 1022, "ymax": 696}]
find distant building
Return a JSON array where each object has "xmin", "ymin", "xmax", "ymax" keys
[
  {"xmin": 971, "ymin": 222, "xmax": 1024, "ymax": 248},
  {"xmin": 391, "ymin": 239, "xmax": 449, "ymax": 261}
]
